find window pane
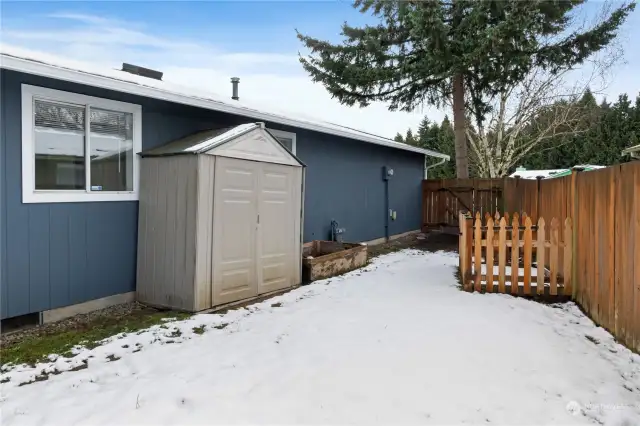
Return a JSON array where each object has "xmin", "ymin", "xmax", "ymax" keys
[
  {"xmin": 276, "ymin": 136, "xmax": 293, "ymax": 152},
  {"xmin": 34, "ymin": 100, "xmax": 86, "ymax": 190},
  {"xmin": 89, "ymin": 108, "xmax": 134, "ymax": 192}
]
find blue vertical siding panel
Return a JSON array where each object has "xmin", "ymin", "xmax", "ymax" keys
[
  {"xmin": 0, "ymin": 69, "xmax": 7, "ymax": 318},
  {"xmin": 68, "ymin": 206, "xmax": 88, "ymax": 305},
  {"xmin": 28, "ymin": 205, "xmax": 51, "ymax": 311},
  {"xmin": 85, "ymin": 202, "xmax": 138, "ymax": 301},
  {"xmin": 4, "ymin": 70, "xmax": 30, "ymax": 317},
  {"xmin": 49, "ymin": 206, "xmax": 71, "ymax": 308},
  {"xmin": 5, "ymin": 205, "xmax": 30, "ymax": 318},
  {"xmin": 388, "ymin": 158, "xmax": 423, "ymax": 237},
  {"xmin": 292, "ymin": 129, "xmax": 423, "ymax": 242}
]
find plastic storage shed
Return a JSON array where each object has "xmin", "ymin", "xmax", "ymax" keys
[{"xmin": 136, "ymin": 122, "xmax": 305, "ymax": 311}]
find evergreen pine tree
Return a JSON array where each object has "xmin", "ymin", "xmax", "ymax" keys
[{"xmin": 298, "ymin": 0, "xmax": 635, "ymax": 178}]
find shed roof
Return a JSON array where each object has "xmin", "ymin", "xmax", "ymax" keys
[
  {"xmin": 140, "ymin": 123, "xmax": 304, "ymax": 167},
  {"xmin": 0, "ymin": 45, "xmax": 449, "ymax": 160},
  {"xmin": 140, "ymin": 125, "xmax": 255, "ymax": 157}
]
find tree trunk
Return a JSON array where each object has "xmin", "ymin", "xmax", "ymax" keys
[{"xmin": 452, "ymin": 73, "xmax": 469, "ymax": 178}]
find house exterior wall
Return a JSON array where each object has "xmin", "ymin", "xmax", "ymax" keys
[{"xmin": 0, "ymin": 69, "xmax": 424, "ymax": 319}]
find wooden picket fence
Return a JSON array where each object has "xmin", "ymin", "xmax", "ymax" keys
[{"xmin": 459, "ymin": 212, "xmax": 572, "ymax": 297}]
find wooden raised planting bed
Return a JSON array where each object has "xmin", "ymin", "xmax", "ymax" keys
[{"xmin": 302, "ymin": 241, "xmax": 368, "ymax": 282}]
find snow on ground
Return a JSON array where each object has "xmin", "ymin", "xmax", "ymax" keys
[{"xmin": 1, "ymin": 250, "xmax": 639, "ymax": 425}]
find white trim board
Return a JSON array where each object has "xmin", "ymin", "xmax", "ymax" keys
[
  {"xmin": 363, "ymin": 229, "xmax": 421, "ymax": 246},
  {"xmin": 21, "ymin": 84, "xmax": 142, "ymax": 203},
  {"xmin": 2, "ymin": 51, "xmax": 449, "ymax": 161}
]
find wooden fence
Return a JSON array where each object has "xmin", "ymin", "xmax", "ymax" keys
[
  {"xmin": 459, "ymin": 212, "xmax": 572, "ymax": 297},
  {"xmin": 422, "ymin": 179, "xmax": 503, "ymax": 230},
  {"xmin": 451, "ymin": 161, "xmax": 640, "ymax": 353},
  {"xmin": 503, "ymin": 178, "xmax": 540, "ymax": 222},
  {"xmin": 572, "ymin": 163, "xmax": 640, "ymax": 353}
]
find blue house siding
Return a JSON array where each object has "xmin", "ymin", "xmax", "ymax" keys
[
  {"xmin": 0, "ymin": 69, "xmax": 425, "ymax": 319},
  {"xmin": 291, "ymin": 128, "xmax": 423, "ymax": 242}
]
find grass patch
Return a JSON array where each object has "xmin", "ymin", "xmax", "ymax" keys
[
  {"xmin": 192, "ymin": 325, "xmax": 206, "ymax": 335},
  {"xmin": 1, "ymin": 310, "xmax": 191, "ymax": 368}
]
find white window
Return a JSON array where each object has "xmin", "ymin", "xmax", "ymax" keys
[
  {"xmin": 268, "ymin": 128, "xmax": 296, "ymax": 154},
  {"xmin": 21, "ymin": 85, "xmax": 142, "ymax": 203}
]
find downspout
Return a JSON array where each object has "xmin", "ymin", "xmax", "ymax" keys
[
  {"xmin": 424, "ymin": 155, "xmax": 447, "ymax": 179},
  {"xmin": 384, "ymin": 177, "xmax": 390, "ymax": 241}
]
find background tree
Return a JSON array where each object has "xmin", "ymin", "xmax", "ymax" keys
[
  {"xmin": 397, "ymin": 91, "xmax": 640, "ymax": 175},
  {"xmin": 465, "ymin": 62, "xmax": 609, "ymax": 177},
  {"xmin": 297, "ymin": 0, "xmax": 635, "ymax": 178},
  {"xmin": 396, "ymin": 116, "xmax": 456, "ymax": 178},
  {"xmin": 523, "ymin": 93, "xmax": 640, "ymax": 169}
]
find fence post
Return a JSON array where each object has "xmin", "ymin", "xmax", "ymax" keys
[
  {"xmin": 459, "ymin": 212, "xmax": 473, "ymax": 291},
  {"xmin": 474, "ymin": 213, "xmax": 482, "ymax": 292},
  {"xmin": 537, "ymin": 217, "xmax": 546, "ymax": 295},
  {"xmin": 459, "ymin": 212, "xmax": 466, "ymax": 283},
  {"xmin": 465, "ymin": 216, "xmax": 473, "ymax": 290}
]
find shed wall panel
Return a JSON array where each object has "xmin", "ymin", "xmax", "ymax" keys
[
  {"xmin": 194, "ymin": 155, "xmax": 215, "ymax": 310},
  {"xmin": 137, "ymin": 156, "xmax": 197, "ymax": 311}
]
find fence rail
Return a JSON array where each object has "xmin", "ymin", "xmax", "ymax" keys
[{"xmin": 459, "ymin": 212, "xmax": 572, "ymax": 297}]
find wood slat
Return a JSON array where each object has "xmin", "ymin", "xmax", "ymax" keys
[
  {"xmin": 465, "ymin": 216, "xmax": 473, "ymax": 290},
  {"xmin": 563, "ymin": 217, "xmax": 572, "ymax": 296},
  {"xmin": 498, "ymin": 217, "xmax": 507, "ymax": 293},
  {"xmin": 511, "ymin": 213, "xmax": 520, "ymax": 295},
  {"xmin": 486, "ymin": 217, "xmax": 494, "ymax": 292},
  {"xmin": 474, "ymin": 213, "xmax": 482, "ymax": 292},
  {"xmin": 549, "ymin": 218, "xmax": 559, "ymax": 295},
  {"xmin": 523, "ymin": 217, "xmax": 533, "ymax": 295},
  {"xmin": 536, "ymin": 218, "xmax": 546, "ymax": 295}
]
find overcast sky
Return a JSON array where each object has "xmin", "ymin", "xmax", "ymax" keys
[{"xmin": 1, "ymin": 1, "xmax": 638, "ymax": 139}]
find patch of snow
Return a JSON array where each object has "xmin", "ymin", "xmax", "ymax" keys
[
  {"xmin": 0, "ymin": 250, "xmax": 638, "ymax": 425},
  {"xmin": 185, "ymin": 123, "xmax": 257, "ymax": 152},
  {"xmin": 510, "ymin": 169, "xmax": 567, "ymax": 179}
]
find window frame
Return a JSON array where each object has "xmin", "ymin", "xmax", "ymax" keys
[
  {"xmin": 21, "ymin": 84, "xmax": 142, "ymax": 203},
  {"xmin": 267, "ymin": 128, "xmax": 296, "ymax": 154}
]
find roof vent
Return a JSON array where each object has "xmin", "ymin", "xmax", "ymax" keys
[
  {"xmin": 122, "ymin": 63, "xmax": 163, "ymax": 80},
  {"xmin": 231, "ymin": 77, "xmax": 240, "ymax": 100}
]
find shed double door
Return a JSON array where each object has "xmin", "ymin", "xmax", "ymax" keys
[{"xmin": 212, "ymin": 157, "xmax": 298, "ymax": 305}]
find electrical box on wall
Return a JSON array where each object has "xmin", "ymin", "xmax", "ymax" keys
[{"xmin": 382, "ymin": 166, "xmax": 394, "ymax": 181}]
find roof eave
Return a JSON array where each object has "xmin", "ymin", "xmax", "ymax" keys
[{"xmin": 0, "ymin": 54, "xmax": 449, "ymax": 160}]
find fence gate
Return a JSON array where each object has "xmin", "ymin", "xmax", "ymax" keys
[{"xmin": 422, "ymin": 178, "xmax": 504, "ymax": 231}]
